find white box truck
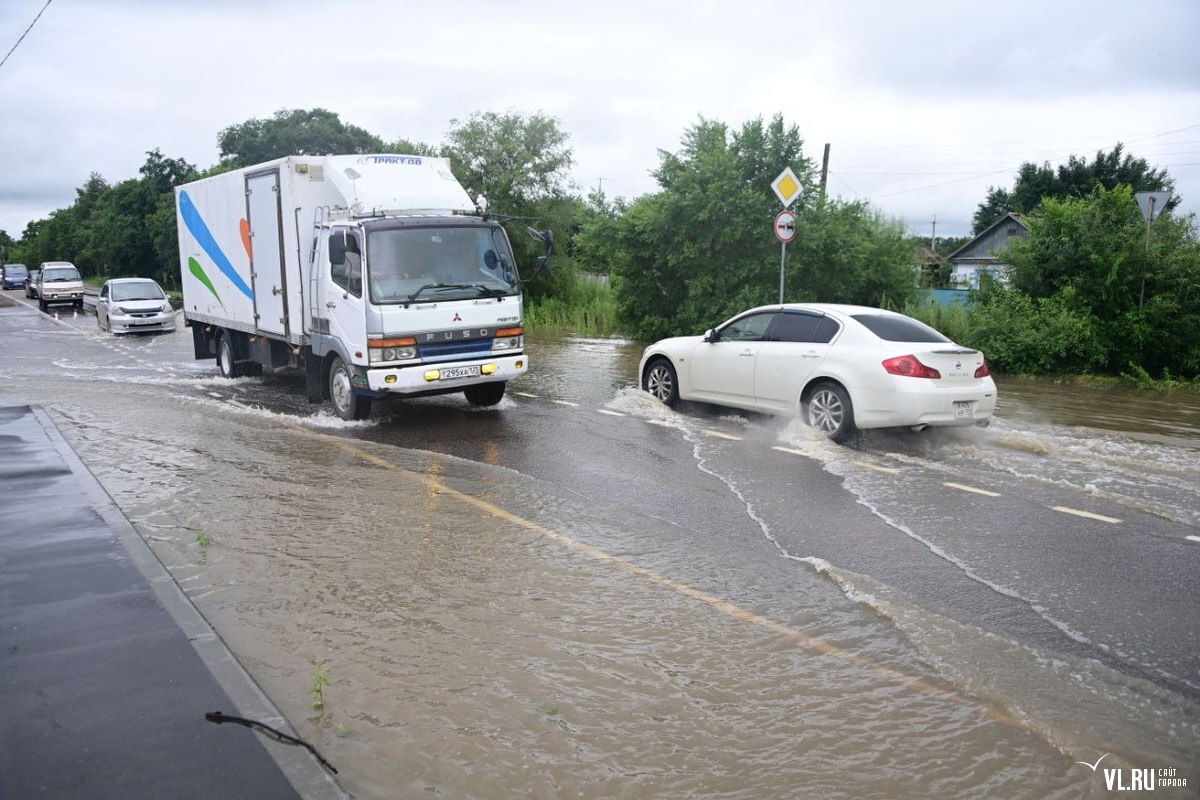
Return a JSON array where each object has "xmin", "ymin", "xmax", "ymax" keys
[{"xmin": 175, "ymin": 154, "xmax": 551, "ymax": 419}]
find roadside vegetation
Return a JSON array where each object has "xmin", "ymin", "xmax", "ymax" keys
[{"xmin": 3, "ymin": 108, "xmax": 1196, "ymax": 384}]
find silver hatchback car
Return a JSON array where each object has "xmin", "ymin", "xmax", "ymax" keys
[{"xmin": 96, "ymin": 278, "xmax": 177, "ymax": 334}]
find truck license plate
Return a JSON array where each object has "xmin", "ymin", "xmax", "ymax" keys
[
  {"xmin": 441, "ymin": 365, "xmax": 482, "ymax": 380},
  {"xmin": 953, "ymin": 401, "xmax": 974, "ymax": 419}
]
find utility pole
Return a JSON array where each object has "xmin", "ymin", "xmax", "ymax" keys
[
  {"xmin": 930, "ymin": 215, "xmax": 938, "ymax": 253},
  {"xmin": 818, "ymin": 143, "xmax": 830, "ymax": 202}
]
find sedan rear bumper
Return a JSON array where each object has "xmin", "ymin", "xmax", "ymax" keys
[{"xmin": 851, "ymin": 378, "xmax": 998, "ymax": 430}]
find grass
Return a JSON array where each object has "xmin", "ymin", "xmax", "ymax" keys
[
  {"xmin": 526, "ymin": 278, "xmax": 623, "ymax": 337},
  {"xmin": 309, "ymin": 665, "xmax": 331, "ymax": 710}
]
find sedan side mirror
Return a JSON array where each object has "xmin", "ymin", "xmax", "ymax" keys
[{"xmin": 703, "ymin": 328, "xmax": 717, "ymax": 343}]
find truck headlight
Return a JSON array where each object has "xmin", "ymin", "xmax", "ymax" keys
[
  {"xmin": 492, "ymin": 326, "xmax": 524, "ymax": 352},
  {"xmin": 367, "ymin": 337, "xmax": 418, "ymax": 364}
]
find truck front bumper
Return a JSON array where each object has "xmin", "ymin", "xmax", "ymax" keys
[{"xmin": 365, "ymin": 354, "xmax": 528, "ymax": 395}]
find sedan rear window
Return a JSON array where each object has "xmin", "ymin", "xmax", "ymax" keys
[{"xmin": 852, "ymin": 314, "xmax": 949, "ymax": 343}]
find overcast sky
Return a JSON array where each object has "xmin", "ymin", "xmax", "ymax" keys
[{"xmin": 1, "ymin": 0, "xmax": 1197, "ymax": 243}]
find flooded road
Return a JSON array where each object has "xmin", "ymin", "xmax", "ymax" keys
[{"xmin": 2, "ymin": 298, "xmax": 1197, "ymax": 798}]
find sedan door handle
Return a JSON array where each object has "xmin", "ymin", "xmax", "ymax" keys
[
  {"xmin": 802, "ymin": 350, "xmax": 820, "ymax": 358},
  {"xmin": 739, "ymin": 349, "xmax": 754, "ymax": 357},
  {"xmin": 325, "ymin": 301, "xmax": 337, "ymax": 309}
]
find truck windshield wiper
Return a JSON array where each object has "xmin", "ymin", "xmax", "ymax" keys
[{"xmin": 403, "ymin": 283, "xmax": 508, "ymax": 307}]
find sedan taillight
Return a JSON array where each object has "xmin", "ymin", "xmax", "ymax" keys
[
  {"xmin": 975, "ymin": 360, "xmax": 991, "ymax": 379},
  {"xmin": 882, "ymin": 355, "xmax": 941, "ymax": 379}
]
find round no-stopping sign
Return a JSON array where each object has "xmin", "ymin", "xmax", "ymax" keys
[{"xmin": 774, "ymin": 210, "xmax": 797, "ymax": 243}]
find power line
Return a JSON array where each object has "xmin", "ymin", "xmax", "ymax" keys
[{"xmin": 0, "ymin": 0, "xmax": 53, "ymax": 72}]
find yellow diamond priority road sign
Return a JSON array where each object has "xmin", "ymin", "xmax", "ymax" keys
[{"xmin": 771, "ymin": 167, "xmax": 803, "ymax": 208}]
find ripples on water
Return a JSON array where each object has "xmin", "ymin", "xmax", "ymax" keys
[{"xmin": 6, "ymin": 322, "xmax": 1199, "ymax": 797}]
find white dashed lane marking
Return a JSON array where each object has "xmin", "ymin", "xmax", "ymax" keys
[
  {"xmin": 944, "ymin": 482, "xmax": 1002, "ymax": 497},
  {"xmin": 1052, "ymin": 506, "xmax": 1122, "ymax": 524}
]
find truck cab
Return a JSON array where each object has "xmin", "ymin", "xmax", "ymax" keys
[{"xmin": 313, "ymin": 216, "xmax": 529, "ymax": 419}]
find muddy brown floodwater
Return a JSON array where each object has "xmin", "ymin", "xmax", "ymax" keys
[{"xmin": 4, "ymin": 312, "xmax": 1197, "ymax": 798}]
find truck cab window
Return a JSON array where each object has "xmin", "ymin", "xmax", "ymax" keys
[{"xmin": 329, "ymin": 228, "xmax": 363, "ymax": 298}]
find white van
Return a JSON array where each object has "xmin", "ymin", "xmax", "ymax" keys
[{"xmin": 36, "ymin": 261, "xmax": 85, "ymax": 311}]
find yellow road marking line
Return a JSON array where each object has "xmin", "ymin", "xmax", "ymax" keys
[
  {"xmin": 1052, "ymin": 506, "xmax": 1121, "ymax": 524},
  {"xmin": 552, "ymin": 399, "xmax": 579, "ymax": 407},
  {"xmin": 853, "ymin": 461, "xmax": 902, "ymax": 474},
  {"xmin": 704, "ymin": 429, "xmax": 742, "ymax": 441},
  {"xmin": 597, "ymin": 409, "xmax": 625, "ymax": 417},
  {"xmin": 944, "ymin": 482, "xmax": 1001, "ymax": 497},
  {"xmin": 231, "ymin": 403, "xmax": 1020, "ymax": 730}
]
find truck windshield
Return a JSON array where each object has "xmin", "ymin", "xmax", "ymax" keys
[
  {"xmin": 43, "ymin": 267, "xmax": 81, "ymax": 282},
  {"xmin": 365, "ymin": 225, "xmax": 520, "ymax": 305}
]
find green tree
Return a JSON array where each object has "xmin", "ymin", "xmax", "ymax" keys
[
  {"xmin": 595, "ymin": 114, "xmax": 913, "ymax": 341},
  {"xmin": 973, "ymin": 144, "xmax": 1176, "ymax": 234},
  {"xmin": 440, "ymin": 111, "xmax": 576, "ymax": 298},
  {"xmin": 974, "ymin": 185, "xmax": 1200, "ymax": 377},
  {"xmin": 217, "ymin": 108, "xmax": 384, "ymax": 167}
]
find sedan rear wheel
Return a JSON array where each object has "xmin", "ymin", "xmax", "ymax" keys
[
  {"xmin": 643, "ymin": 358, "xmax": 679, "ymax": 408},
  {"xmin": 806, "ymin": 382, "xmax": 856, "ymax": 443}
]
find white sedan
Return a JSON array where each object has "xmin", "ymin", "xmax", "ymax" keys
[
  {"xmin": 638, "ymin": 303, "xmax": 997, "ymax": 443},
  {"xmin": 96, "ymin": 278, "xmax": 177, "ymax": 335}
]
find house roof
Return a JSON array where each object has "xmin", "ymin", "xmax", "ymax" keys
[{"xmin": 946, "ymin": 213, "xmax": 1029, "ymax": 262}]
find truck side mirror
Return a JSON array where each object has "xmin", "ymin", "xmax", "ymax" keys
[{"xmin": 328, "ymin": 233, "xmax": 346, "ymax": 266}]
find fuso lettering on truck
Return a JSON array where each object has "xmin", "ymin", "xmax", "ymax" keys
[{"xmin": 173, "ymin": 154, "xmax": 553, "ymax": 420}]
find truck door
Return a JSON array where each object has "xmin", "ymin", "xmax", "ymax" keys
[
  {"xmin": 245, "ymin": 170, "xmax": 288, "ymax": 336},
  {"xmin": 322, "ymin": 226, "xmax": 367, "ymax": 364}
]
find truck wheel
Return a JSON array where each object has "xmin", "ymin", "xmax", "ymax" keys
[
  {"xmin": 38, "ymin": 298, "xmax": 47, "ymax": 312},
  {"xmin": 216, "ymin": 332, "xmax": 243, "ymax": 378},
  {"xmin": 329, "ymin": 356, "xmax": 372, "ymax": 420},
  {"xmin": 464, "ymin": 382, "xmax": 506, "ymax": 407}
]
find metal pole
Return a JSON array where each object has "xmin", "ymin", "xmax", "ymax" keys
[
  {"xmin": 779, "ymin": 241, "xmax": 787, "ymax": 303},
  {"xmin": 1141, "ymin": 197, "xmax": 1155, "ymax": 309}
]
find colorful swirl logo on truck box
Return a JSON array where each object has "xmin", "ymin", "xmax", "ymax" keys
[{"xmin": 179, "ymin": 190, "xmax": 255, "ymax": 304}]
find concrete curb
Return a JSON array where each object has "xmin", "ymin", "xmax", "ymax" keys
[{"xmin": 30, "ymin": 406, "xmax": 349, "ymax": 800}]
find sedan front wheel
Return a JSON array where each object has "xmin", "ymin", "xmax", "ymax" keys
[{"xmin": 643, "ymin": 358, "xmax": 679, "ymax": 408}]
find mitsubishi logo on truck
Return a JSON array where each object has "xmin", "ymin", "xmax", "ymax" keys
[{"xmin": 452, "ymin": 312, "xmax": 462, "ymax": 322}]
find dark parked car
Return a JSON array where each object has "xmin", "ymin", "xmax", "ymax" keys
[
  {"xmin": 24, "ymin": 269, "xmax": 40, "ymax": 298},
  {"xmin": 2, "ymin": 263, "xmax": 28, "ymax": 290}
]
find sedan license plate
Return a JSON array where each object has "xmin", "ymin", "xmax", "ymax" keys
[
  {"xmin": 953, "ymin": 400, "xmax": 975, "ymax": 419},
  {"xmin": 440, "ymin": 365, "xmax": 482, "ymax": 380}
]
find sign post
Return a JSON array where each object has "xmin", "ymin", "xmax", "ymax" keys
[
  {"xmin": 1134, "ymin": 191, "xmax": 1172, "ymax": 308},
  {"xmin": 771, "ymin": 168, "xmax": 803, "ymax": 303}
]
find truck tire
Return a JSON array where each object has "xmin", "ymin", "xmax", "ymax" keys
[
  {"xmin": 328, "ymin": 356, "xmax": 372, "ymax": 421},
  {"xmin": 464, "ymin": 382, "xmax": 506, "ymax": 407},
  {"xmin": 216, "ymin": 331, "xmax": 243, "ymax": 378},
  {"xmin": 38, "ymin": 298, "xmax": 47, "ymax": 313}
]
